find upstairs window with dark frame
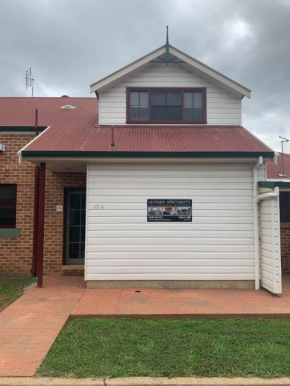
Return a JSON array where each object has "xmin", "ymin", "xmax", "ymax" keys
[
  {"xmin": 0, "ymin": 185, "xmax": 17, "ymax": 228},
  {"xmin": 127, "ymin": 88, "xmax": 206, "ymax": 124}
]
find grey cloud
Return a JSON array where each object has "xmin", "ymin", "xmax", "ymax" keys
[{"xmin": 0, "ymin": 0, "xmax": 289, "ymax": 150}]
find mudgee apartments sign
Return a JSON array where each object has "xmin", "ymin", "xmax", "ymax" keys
[{"xmin": 147, "ymin": 199, "xmax": 192, "ymax": 222}]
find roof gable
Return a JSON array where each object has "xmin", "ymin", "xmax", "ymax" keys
[{"xmin": 90, "ymin": 45, "xmax": 251, "ymax": 99}]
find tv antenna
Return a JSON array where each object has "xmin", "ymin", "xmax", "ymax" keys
[
  {"xmin": 26, "ymin": 67, "xmax": 34, "ymax": 97},
  {"xmin": 278, "ymin": 135, "xmax": 289, "ymax": 177}
]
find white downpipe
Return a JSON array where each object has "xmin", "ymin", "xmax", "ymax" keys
[
  {"xmin": 253, "ymin": 156, "xmax": 263, "ymax": 290},
  {"xmin": 255, "ymin": 187, "xmax": 279, "ymax": 203}
]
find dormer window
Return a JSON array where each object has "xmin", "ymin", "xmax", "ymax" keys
[{"xmin": 127, "ymin": 88, "xmax": 206, "ymax": 124}]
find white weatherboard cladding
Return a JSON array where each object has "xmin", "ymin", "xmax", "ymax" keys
[
  {"xmin": 99, "ymin": 63, "xmax": 241, "ymax": 126},
  {"xmin": 259, "ymin": 197, "xmax": 282, "ymax": 294},
  {"xmin": 86, "ymin": 163, "xmax": 255, "ymax": 281}
]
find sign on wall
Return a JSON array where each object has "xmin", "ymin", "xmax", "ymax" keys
[{"xmin": 147, "ymin": 199, "xmax": 192, "ymax": 222}]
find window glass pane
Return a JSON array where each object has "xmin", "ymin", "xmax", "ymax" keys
[
  {"xmin": 130, "ymin": 92, "xmax": 139, "ymax": 106},
  {"xmin": 151, "ymin": 106, "xmax": 182, "ymax": 121},
  {"xmin": 167, "ymin": 92, "xmax": 181, "ymax": 106},
  {"xmin": 280, "ymin": 192, "xmax": 290, "ymax": 223},
  {"xmin": 81, "ymin": 226, "xmax": 86, "ymax": 242},
  {"xmin": 70, "ymin": 194, "xmax": 81, "ymax": 209},
  {"xmin": 3, "ymin": 207, "xmax": 15, "ymax": 216},
  {"xmin": 140, "ymin": 107, "xmax": 149, "ymax": 121},
  {"xmin": 2, "ymin": 197, "xmax": 15, "ymax": 206},
  {"xmin": 167, "ymin": 106, "xmax": 182, "ymax": 120},
  {"xmin": 80, "ymin": 243, "xmax": 85, "ymax": 259},
  {"xmin": 130, "ymin": 107, "xmax": 139, "ymax": 121},
  {"xmin": 70, "ymin": 210, "xmax": 81, "ymax": 225},
  {"xmin": 70, "ymin": 227, "xmax": 80, "ymax": 243},
  {"xmin": 184, "ymin": 108, "xmax": 194, "ymax": 121},
  {"xmin": 3, "ymin": 216, "xmax": 15, "ymax": 226},
  {"xmin": 184, "ymin": 92, "xmax": 194, "ymax": 107},
  {"xmin": 151, "ymin": 92, "xmax": 166, "ymax": 106},
  {"xmin": 69, "ymin": 243, "xmax": 80, "ymax": 259},
  {"xmin": 0, "ymin": 188, "xmax": 16, "ymax": 198},
  {"xmin": 140, "ymin": 92, "xmax": 148, "ymax": 107},
  {"xmin": 81, "ymin": 210, "xmax": 86, "ymax": 226},
  {"xmin": 0, "ymin": 185, "xmax": 16, "ymax": 228},
  {"xmin": 151, "ymin": 106, "xmax": 167, "ymax": 120},
  {"xmin": 81, "ymin": 193, "xmax": 86, "ymax": 210},
  {"xmin": 194, "ymin": 108, "xmax": 203, "ymax": 121},
  {"xmin": 194, "ymin": 92, "xmax": 203, "ymax": 108}
]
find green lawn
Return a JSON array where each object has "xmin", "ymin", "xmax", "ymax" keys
[
  {"xmin": 39, "ymin": 318, "xmax": 290, "ymax": 378},
  {"xmin": 0, "ymin": 276, "xmax": 35, "ymax": 311}
]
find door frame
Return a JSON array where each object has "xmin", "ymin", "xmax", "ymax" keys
[{"xmin": 64, "ymin": 187, "xmax": 86, "ymax": 265}]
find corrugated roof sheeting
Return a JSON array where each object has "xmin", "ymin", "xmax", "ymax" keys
[
  {"xmin": 0, "ymin": 97, "xmax": 272, "ymax": 154},
  {"xmin": 267, "ymin": 153, "xmax": 290, "ymax": 179},
  {"xmin": 26, "ymin": 125, "xmax": 272, "ymax": 153},
  {"xmin": 0, "ymin": 97, "xmax": 98, "ymax": 130}
]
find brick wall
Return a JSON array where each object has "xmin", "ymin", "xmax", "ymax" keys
[
  {"xmin": 281, "ymin": 223, "xmax": 290, "ymax": 273},
  {"xmin": 0, "ymin": 133, "xmax": 86, "ymax": 275}
]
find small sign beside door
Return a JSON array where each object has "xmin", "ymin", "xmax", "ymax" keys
[
  {"xmin": 56, "ymin": 205, "xmax": 63, "ymax": 213},
  {"xmin": 147, "ymin": 199, "xmax": 192, "ymax": 222}
]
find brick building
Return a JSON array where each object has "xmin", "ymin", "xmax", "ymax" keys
[{"xmin": 0, "ymin": 97, "xmax": 96, "ymax": 276}]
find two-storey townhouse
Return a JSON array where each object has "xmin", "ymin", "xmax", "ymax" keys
[{"xmin": 0, "ymin": 41, "xmax": 283, "ymax": 293}]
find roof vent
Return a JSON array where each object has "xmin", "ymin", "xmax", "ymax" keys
[
  {"xmin": 61, "ymin": 95, "xmax": 69, "ymax": 98},
  {"xmin": 61, "ymin": 105, "xmax": 76, "ymax": 110}
]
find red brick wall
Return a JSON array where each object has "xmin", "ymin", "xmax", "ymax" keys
[
  {"xmin": 43, "ymin": 172, "xmax": 86, "ymax": 273},
  {"xmin": 0, "ymin": 133, "xmax": 86, "ymax": 275},
  {"xmin": 281, "ymin": 223, "xmax": 290, "ymax": 273}
]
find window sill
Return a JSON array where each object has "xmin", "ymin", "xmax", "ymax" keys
[
  {"xmin": 0, "ymin": 228, "xmax": 20, "ymax": 237},
  {"xmin": 126, "ymin": 121, "xmax": 207, "ymax": 125}
]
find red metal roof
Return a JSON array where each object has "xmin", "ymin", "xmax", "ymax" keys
[
  {"xmin": 267, "ymin": 153, "xmax": 290, "ymax": 179},
  {"xmin": 0, "ymin": 97, "xmax": 273, "ymax": 155},
  {"xmin": 0, "ymin": 97, "xmax": 98, "ymax": 129},
  {"xmin": 24, "ymin": 125, "xmax": 273, "ymax": 154}
]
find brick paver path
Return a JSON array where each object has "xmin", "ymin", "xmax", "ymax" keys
[
  {"xmin": 0, "ymin": 275, "xmax": 85, "ymax": 376},
  {"xmin": 1, "ymin": 274, "xmax": 290, "ymax": 376}
]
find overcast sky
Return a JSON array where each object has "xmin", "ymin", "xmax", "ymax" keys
[{"xmin": 0, "ymin": 0, "xmax": 289, "ymax": 151}]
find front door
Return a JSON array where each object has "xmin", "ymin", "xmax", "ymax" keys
[{"xmin": 65, "ymin": 189, "xmax": 86, "ymax": 265}]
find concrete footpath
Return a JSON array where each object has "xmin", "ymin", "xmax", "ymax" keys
[{"xmin": 1, "ymin": 378, "xmax": 290, "ymax": 386}]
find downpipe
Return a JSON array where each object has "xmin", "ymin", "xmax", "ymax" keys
[
  {"xmin": 253, "ymin": 154, "xmax": 279, "ymax": 290},
  {"xmin": 253, "ymin": 157, "xmax": 263, "ymax": 290},
  {"xmin": 255, "ymin": 188, "xmax": 279, "ymax": 203}
]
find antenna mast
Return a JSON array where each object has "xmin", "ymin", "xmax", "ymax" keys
[
  {"xmin": 278, "ymin": 135, "xmax": 289, "ymax": 177},
  {"xmin": 26, "ymin": 67, "xmax": 34, "ymax": 97}
]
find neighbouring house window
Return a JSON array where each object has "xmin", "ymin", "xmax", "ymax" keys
[
  {"xmin": 127, "ymin": 88, "xmax": 206, "ymax": 124},
  {"xmin": 0, "ymin": 185, "xmax": 17, "ymax": 228},
  {"xmin": 280, "ymin": 192, "xmax": 290, "ymax": 223}
]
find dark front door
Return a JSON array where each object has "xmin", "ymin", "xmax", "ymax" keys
[{"xmin": 65, "ymin": 189, "xmax": 86, "ymax": 265}]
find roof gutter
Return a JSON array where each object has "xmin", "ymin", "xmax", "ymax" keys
[
  {"xmin": 21, "ymin": 150, "xmax": 275, "ymax": 159},
  {"xmin": 18, "ymin": 126, "xmax": 50, "ymax": 164},
  {"xmin": 258, "ymin": 181, "xmax": 290, "ymax": 188}
]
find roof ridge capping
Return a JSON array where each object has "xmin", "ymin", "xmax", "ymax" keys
[{"xmin": 90, "ymin": 44, "xmax": 251, "ymax": 99}]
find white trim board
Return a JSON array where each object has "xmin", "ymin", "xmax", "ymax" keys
[{"xmin": 90, "ymin": 45, "xmax": 251, "ymax": 99}]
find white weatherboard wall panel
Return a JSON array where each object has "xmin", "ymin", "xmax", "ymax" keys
[
  {"xmin": 86, "ymin": 163, "xmax": 255, "ymax": 281},
  {"xmin": 259, "ymin": 197, "xmax": 282, "ymax": 294},
  {"xmin": 99, "ymin": 63, "xmax": 241, "ymax": 125}
]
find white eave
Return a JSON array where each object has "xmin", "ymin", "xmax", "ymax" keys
[{"xmin": 90, "ymin": 44, "xmax": 252, "ymax": 99}]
